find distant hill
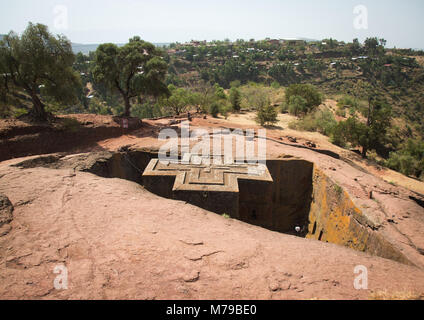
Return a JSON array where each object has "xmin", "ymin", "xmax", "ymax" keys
[
  {"xmin": 0, "ymin": 34, "xmax": 5, "ymax": 41},
  {"xmin": 71, "ymin": 42, "xmax": 170, "ymax": 55}
]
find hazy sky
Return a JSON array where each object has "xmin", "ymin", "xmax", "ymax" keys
[{"xmin": 1, "ymin": 0, "xmax": 423, "ymax": 48}]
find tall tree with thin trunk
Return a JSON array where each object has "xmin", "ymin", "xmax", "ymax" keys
[
  {"xmin": 0, "ymin": 23, "xmax": 81, "ymax": 121},
  {"xmin": 92, "ymin": 37, "xmax": 169, "ymax": 117}
]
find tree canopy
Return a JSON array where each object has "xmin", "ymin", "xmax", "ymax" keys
[
  {"xmin": 92, "ymin": 36, "xmax": 169, "ymax": 117},
  {"xmin": 364, "ymin": 37, "xmax": 386, "ymax": 56},
  {"xmin": 288, "ymin": 95, "xmax": 308, "ymax": 116},
  {"xmin": 256, "ymin": 102, "xmax": 278, "ymax": 126},
  {"xmin": 285, "ymin": 84, "xmax": 322, "ymax": 113},
  {"xmin": 0, "ymin": 22, "xmax": 81, "ymax": 120},
  {"xmin": 333, "ymin": 98, "xmax": 392, "ymax": 158},
  {"xmin": 160, "ymin": 84, "xmax": 192, "ymax": 116}
]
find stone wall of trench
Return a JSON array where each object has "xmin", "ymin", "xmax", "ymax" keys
[
  {"xmin": 238, "ymin": 158, "xmax": 414, "ymax": 266},
  {"xmin": 307, "ymin": 166, "xmax": 414, "ymax": 266}
]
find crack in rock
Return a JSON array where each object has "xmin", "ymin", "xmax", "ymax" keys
[
  {"xmin": 184, "ymin": 251, "xmax": 223, "ymax": 261},
  {"xmin": 183, "ymin": 271, "xmax": 200, "ymax": 283},
  {"xmin": 179, "ymin": 239, "xmax": 204, "ymax": 246}
]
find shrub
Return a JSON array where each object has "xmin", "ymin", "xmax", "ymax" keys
[
  {"xmin": 59, "ymin": 117, "xmax": 81, "ymax": 132},
  {"xmin": 329, "ymin": 118, "xmax": 347, "ymax": 147},
  {"xmin": 333, "ymin": 184, "xmax": 343, "ymax": 197},
  {"xmin": 229, "ymin": 87, "xmax": 241, "ymax": 112},
  {"xmin": 285, "ymin": 84, "xmax": 322, "ymax": 114},
  {"xmin": 335, "ymin": 107, "xmax": 346, "ymax": 117},
  {"xmin": 386, "ymin": 152, "xmax": 417, "ymax": 177},
  {"xmin": 209, "ymin": 102, "xmax": 220, "ymax": 118},
  {"xmin": 337, "ymin": 95, "xmax": 359, "ymax": 109},
  {"xmin": 289, "ymin": 109, "xmax": 336, "ymax": 136},
  {"xmin": 220, "ymin": 103, "xmax": 231, "ymax": 119},
  {"xmin": 256, "ymin": 104, "xmax": 278, "ymax": 126},
  {"xmin": 385, "ymin": 139, "xmax": 424, "ymax": 179},
  {"xmin": 281, "ymin": 102, "xmax": 289, "ymax": 114},
  {"xmin": 271, "ymin": 81, "xmax": 280, "ymax": 89},
  {"xmin": 240, "ymin": 84, "xmax": 270, "ymax": 110},
  {"xmin": 330, "ymin": 133, "xmax": 347, "ymax": 148}
]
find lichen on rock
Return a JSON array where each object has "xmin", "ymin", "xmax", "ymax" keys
[{"xmin": 0, "ymin": 193, "xmax": 13, "ymax": 227}]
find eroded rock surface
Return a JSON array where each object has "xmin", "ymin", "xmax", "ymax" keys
[{"xmin": 0, "ymin": 156, "xmax": 424, "ymax": 300}]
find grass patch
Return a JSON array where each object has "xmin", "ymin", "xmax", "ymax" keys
[{"xmin": 333, "ymin": 184, "xmax": 343, "ymax": 197}]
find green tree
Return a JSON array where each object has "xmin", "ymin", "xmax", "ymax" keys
[
  {"xmin": 285, "ymin": 84, "xmax": 322, "ymax": 114},
  {"xmin": 0, "ymin": 23, "xmax": 81, "ymax": 120},
  {"xmin": 256, "ymin": 101, "xmax": 278, "ymax": 126},
  {"xmin": 350, "ymin": 38, "xmax": 361, "ymax": 55},
  {"xmin": 335, "ymin": 99, "xmax": 392, "ymax": 158},
  {"xmin": 92, "ymin": 36, "xmax": 168, "ymax": 117},
  {"xmin": 268, "ymin": 63, "xmax": 297, "ymax": 84},
  {"xmin": 161, "ymin": 84, "xmax": 191, "ymax": 116},
  {"xmin": 196, "ymin": 82, "xmax": 215, "ymax": 114},
  {"xmin": 288, "ymin": 95, "xmax": 308, "ymax": 116},
  {"xmin": 364, "ymin": 37, "xmax": 386, "ymax": 56},
  {"xmin": 189, "ymin": 91, "xmax": 202, "ymax": 113},
  {"xmin": 229, "ymin": 86, "xmax": 241, "ymax": 112},
  {"xmin": 214, "ymin": 83, "xmax": 227, "ymax": 100}
]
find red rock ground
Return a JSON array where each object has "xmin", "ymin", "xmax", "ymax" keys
[
  {"xmin": 0, "ymin": 114, "xmax": 423, "ymax": 300},
  {"xmin": 1, "ymin": 163, "xmax": 423, "ymax": 300}
]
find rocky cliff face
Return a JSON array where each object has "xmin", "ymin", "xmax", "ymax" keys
[{"xmin": 307, "ymin": 167, "xmax": 415, "ymax": 266}]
